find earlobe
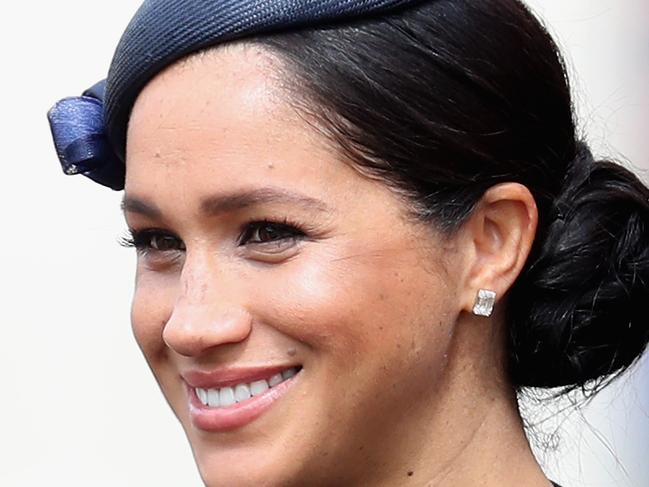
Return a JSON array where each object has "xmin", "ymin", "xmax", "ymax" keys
[
  {"xmin": 472, "ymin": 289, "xmax": 497, "ymax": 317},
  {"xmin": 460, "ymin": 183, "xmax": 538, "ymax": 314}
]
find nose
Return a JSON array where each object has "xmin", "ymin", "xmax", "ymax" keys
[{"xmin": 162, "ymin": 259, "xmax": 252, "ymax": 357}]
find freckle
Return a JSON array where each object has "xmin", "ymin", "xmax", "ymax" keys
[
  {"xmin": 378, "ymin": 326, "xmax": 384, "ymax": 331},
  {"xmin": 378, "ymin": 293, "xmax": 386, "ymax": 301},
  {"xmin": 154, "ymin": 151, "xmax": 161, "ymax": 159},
  {"xmin": 287, "ymin": 347, "xmax": 297, "ymax": 357}
]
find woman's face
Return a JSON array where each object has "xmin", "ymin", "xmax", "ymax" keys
[{"xmin": 124, "ymin": 44, "xmax": 467, "ymax": 486}]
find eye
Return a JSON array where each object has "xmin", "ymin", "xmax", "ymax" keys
[
  {"xmin": 121, "ymin": 229, "xmax": 186, "ymax": 254},
  {"xmin": 149, "ymin": 233, "xmax": 186, "ymax": 252},
  {"xmin": 239, "ymin": 220, "xmax": 305, "ymax": 247}
]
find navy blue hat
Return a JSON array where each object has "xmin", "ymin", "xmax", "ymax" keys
[{"xmin": 48, "ymin": 0, "xmax": 423, "ymax": 190}]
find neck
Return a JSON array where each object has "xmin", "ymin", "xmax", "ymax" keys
[
  {"xmin": 363, "ymin": 313, "xmax": 552, "ymax": 487},
  {"xmin": 409, "ymin": 392, "xmax": 550, "ymax": 487}
]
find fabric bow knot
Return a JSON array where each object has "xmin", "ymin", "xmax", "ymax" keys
[{"xmin": 47, "ymin": 80, "xmax": 125, "ymax": 190}]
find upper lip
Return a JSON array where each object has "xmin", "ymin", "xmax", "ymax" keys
[{"xmin": 181, "ymin": 364, "xmax": 301, "ymax": 389}]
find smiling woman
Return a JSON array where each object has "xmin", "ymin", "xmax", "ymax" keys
[{"xmin": 47, "ymin": 1, "xmax": 649, "ymax": 486}]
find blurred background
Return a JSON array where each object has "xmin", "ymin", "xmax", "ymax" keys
[{"xmin": 0, "ymin": 1, "xmax": 646, "ymax": 485}]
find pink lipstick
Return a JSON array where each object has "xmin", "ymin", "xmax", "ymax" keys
[{"xmin": 183, "ymin": 365, "xmax": 301, "ymax": 431}]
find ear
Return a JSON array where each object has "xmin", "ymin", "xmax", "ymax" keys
[{"xmin": 457, "ymin": 183, "xmax": 538, "ymax": 314}]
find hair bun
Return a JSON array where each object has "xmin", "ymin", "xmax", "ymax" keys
[{"xmin": 508, "ymin": 142, "xmax": 649, "ymax": 390}]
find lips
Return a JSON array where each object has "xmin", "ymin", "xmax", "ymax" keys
[{"xmin": 183, "ymin": 365, "xmax": 302, "ymax": 432}]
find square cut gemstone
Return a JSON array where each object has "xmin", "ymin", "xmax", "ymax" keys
[{"xmin": 473, "ymin": 289, "xmax": 496, "ymax": 317}]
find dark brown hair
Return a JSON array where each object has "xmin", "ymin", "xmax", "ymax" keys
[{"xmin": 252, "ymin": 0, "xmax": 649, "ymax": 391}]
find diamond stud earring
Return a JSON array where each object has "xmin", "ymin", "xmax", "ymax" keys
[{"xmin": 472, "ymin": 289, "xmax": 496, "ymax": 317}]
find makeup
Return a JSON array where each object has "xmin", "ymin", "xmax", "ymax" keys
[{"xmin": 184, "ymin": 366, "xmax": 302, "ymax": 431}]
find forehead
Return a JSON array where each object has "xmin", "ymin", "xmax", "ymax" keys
[
  {"xmin": 131, "ymin": 42, "xmax": 285, "ymax": 122},
  {"xmin": 125, "ymin": 43, "xmax": 340, "ymax": 196}
]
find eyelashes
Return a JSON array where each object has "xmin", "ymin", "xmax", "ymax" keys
[
  {"xmin": 120, "ymin": 218, "xmax": 308, "ymax": 257},
  {"xmin": 120, "ymin": 228, "xmax": 185, "ymax": 254},
  {"xmin": 239, "ymin": 219, "xmax": 306, "ymax": 246}
]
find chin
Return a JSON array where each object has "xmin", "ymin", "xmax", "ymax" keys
[
  {"xmin": 194, "ymin": 451, "xmax": 299, "ymax": 487},
  {"xmin": 164, "ymin": 368, "xmax": 327, "ymax": 487},
  {"xmin": 184, "ymin": 420, "xmax": 313, "ymax": 487}
]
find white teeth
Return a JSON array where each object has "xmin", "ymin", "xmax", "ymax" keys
[
  {"xmin": 268, "ymin": 373, "xmax": 283, "ymax": 387},
  {"xmin": 197, "ymin": 388, "xmax": 208, "ymax": 405},
  {"xmin": 219, "ymin": 387, "xmax": 236, "ymax": 407},
  {"xmin": 194, "ymin": 367, "xmax": 300, "ymax": 408},
  {"xmin": 234, "ymin": 384, "xmax": 251, "ymax": 402},
  {"xmin": 282, "ymin": 368, "xmax": 298, "ymax": 380},
  {"xmin": 207, "ymin": 388, "xmax": 220, "ymax": 408},
  {"xmin": 250, "ymin": 380, "xmax": 269, "ymax": 396}
]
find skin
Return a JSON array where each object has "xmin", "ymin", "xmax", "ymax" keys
[{"xmin": 124, "ymin": 43, "xmax": 550, "ymax": 486}]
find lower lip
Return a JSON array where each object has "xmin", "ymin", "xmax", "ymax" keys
[{"xmin": 187, "ymin": 373, "xmax": 300, "ymax": 432}]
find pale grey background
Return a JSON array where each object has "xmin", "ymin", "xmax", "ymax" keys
[{"xmin": 0, "ymin": 1, "xmax": 646, "ymax": 485}]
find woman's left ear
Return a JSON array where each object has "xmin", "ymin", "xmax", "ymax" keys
[{"xmin": 457, "ymin": 183, "xmax": 538, "ymax": 315}]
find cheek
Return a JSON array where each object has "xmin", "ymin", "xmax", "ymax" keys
[
  {"xmin": 245, "ymin": 244, "xmax": 460, "ymax": 459},
  {"xmin": 249, "ymin": 246, "xmax": 457, "ymax": 372}
]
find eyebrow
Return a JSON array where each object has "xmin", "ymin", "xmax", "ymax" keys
[{"xmin": 121, "ymin": 187, "xmax": 331, "ymax": 218}]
